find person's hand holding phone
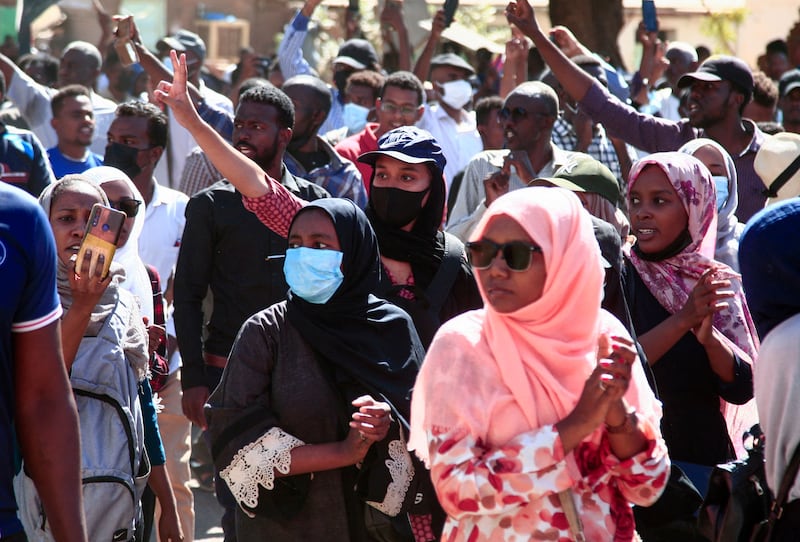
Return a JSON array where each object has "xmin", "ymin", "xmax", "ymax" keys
[{"xmin": 68, "ymin": 250, "xmax": 112, "ymax": 312}]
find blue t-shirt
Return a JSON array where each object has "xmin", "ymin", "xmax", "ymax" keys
[
  {"xmin": 46, "ymin": 146, "xmax": 103, "ymax": 179},
  {"xmin": 0, "ymin": 123, "xmax": 55, "ymax": 197},
  {"xmin": 0, "ymin": 182, "xmax": 62, "ymax": 536}
]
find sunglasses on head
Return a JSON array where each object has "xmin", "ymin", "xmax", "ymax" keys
[
  {"xmin": 466, "ymin": 239, "xmax": 542, "ymax": 271},
  {"xmin": 109, "ymin": 198, "xmax": 142, "ymax": 218}
]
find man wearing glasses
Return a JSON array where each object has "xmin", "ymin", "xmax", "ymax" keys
[
  {"xmin": 335, "ymin": 70, "xmax": 425, "ymax": 194},
  {"xmin": 447, "ymin": 81, "xmax": 576, "ymax": 241}
]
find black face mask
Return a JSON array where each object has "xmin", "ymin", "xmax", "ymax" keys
[
  {"xmin": 104, "ymin": 142, "xmax": 143, "ymax": 180},
  {"xmin": 333, "ymin": 70, "xmax": 351, "ymax": 95},
  {"xmin": 369, "ymin": 185, "xmax": 429, "ymax": 228}
]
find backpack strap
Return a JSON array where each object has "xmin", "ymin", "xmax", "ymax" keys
[
  {"xmin": 424, "ymin": 232, "xmax": 464, "ymax": 314},
  {"xmin": 771, "ymin": 440, "xmax": 800, "ymax": 521}
]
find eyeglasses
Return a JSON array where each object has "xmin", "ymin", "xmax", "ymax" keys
[
  {"xmin": 465, "ymin": 239, "xmax": 542, "ymax": 271},
  {"xmin": 109, "ymin": 198, "xmax": 142, "ymax": 218},
  {"xmin": 380, "ymin": 102, "xmax": 419, "ymax": 116},
  {"xmin": 497, "ymin": 106, "xmax": 550, "ymax": 123}
]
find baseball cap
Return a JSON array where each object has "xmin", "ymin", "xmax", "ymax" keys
[
  {"xmin": 333, "ymin": 39, "xmax": 379, "ymax": 71},
  {"xmin": 677, "ymin": 55, "xmax": 754, "ymax": 97},
  {"xmin": 357, "ymin": 126, "xmax": 447, "ymax": 174},
  {"xmin": 532, "ymin": 154, "xmax": 622, "ymax": 206},
  {"xmin": 158, "ymin": 30, "xmax": 207, "ymax": 61},
  {"xmin": 430, "ymin": 53, "xmax": 475, "ymax": 76},
  {"xmin": 779, "ymin": 68, "xmax": 800, "ymax": 98}
]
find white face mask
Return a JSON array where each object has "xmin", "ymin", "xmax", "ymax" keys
[
  {"xmin": 712, "ymin": 175, "xmax": 729, "ymax": 211},
  {"xmin": 342, "ymin": 102, "xmax": 370, "ymax": 134},
  {"xmin": 438, "ymin": 79, "xmax": 473, "ymax": 110}
]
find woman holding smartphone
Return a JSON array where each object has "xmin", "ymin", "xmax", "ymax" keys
[{"xmin": 23, "ymin": 175, "xmax": 182, "ymax": 542}]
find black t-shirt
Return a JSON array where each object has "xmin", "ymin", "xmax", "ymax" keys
[{"xmin": 624, "ymin": 260, "xmax": 752, "ymax": 466}]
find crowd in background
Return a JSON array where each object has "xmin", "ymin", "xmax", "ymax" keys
[{"xmin": 3, "ymin": 0, "xmax": 800, "ymax": 540}]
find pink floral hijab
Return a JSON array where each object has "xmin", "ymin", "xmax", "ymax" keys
[{"xmin": 628, "ymin": 152, "xmax": 759, "ymax": 457}]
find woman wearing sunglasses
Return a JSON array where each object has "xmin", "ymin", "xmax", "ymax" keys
[
  {"xmin": 22, "ymin": 175, "xmax": 182, "ymax": 541},
  {"xmin": 408, "ymin": 187, "xmax": 668, "ymax": 541}
]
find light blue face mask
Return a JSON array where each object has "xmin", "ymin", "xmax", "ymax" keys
[
  {"xmin": 712, "ymin": 175, "xmax": 729, "ymax": 211},
  {"xmin": 342, "ymin": 102, "xmax": 370, "ymax": 134},
  {"xmin": 284, "ymin": 247, "xmax": 344, "ymax": 304}
]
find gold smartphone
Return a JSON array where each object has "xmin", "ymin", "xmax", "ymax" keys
[{"xmin": 75, "ymin": 204, "xmax": 126, "ymax": 279}]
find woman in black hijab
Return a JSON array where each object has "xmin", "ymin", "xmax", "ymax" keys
[{"xmin": 206, "ymin": 199, "xmax": 426, "ymax": 541}]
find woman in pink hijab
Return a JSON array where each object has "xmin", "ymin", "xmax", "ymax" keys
[{"xmin": 408, "ymin": 187, "xmax": 668, "ymax": 541}]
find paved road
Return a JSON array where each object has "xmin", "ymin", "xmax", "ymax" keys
[{"xmin": 191, "ymin": 478, "xmax": 224, "ymax": 541}]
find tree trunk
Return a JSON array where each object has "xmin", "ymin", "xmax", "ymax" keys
[{"xmin": 549, "ymin": 0, "xmax": 626, "ymax": 71}]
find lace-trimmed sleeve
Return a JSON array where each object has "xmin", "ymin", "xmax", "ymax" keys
[{"xmin": 220, "ymin": 426, "xmax": 306, "ymax": 516}]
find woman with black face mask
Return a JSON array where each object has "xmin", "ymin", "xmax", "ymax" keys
[{"xmin": 358, "ymin": 128, "xmax": 482, "ymax": 347}]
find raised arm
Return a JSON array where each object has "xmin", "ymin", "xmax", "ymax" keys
[
  {"xmin": 413, "ymin": 9, "xmax": 447, "ymax": 83},
  {"xmin": 153, "ymin": 51, "xmax": 271, "ymax": 198},
  {"xmin": 505, "ymin": 0, "xmax": 594, "ymax": 103}
]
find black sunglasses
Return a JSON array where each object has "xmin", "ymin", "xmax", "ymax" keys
[
  {"xmin": 466, "ymin": 239, "xmax": 542, "ymax": 271},
  {"xmin": 109, "ymin": 198, "xmax": 142, "ymax": 218},
  {"xmin": 497, "ymin": 106, "xmax": 553, "ymax": 123}
]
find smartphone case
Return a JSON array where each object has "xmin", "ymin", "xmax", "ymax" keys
[{"xmin": 76, "ymin": 204, "xmax": 126, "ymax": 279}]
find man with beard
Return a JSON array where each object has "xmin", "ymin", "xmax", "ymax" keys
[
  {"xmin": 172, "ymin": 84, "xmax": 328, "ymax": 542},
  {"xmin": 281, "ymin": 75, "xmax": 366, "ymax": 206},
  {"xmin": 446, "ymin": 81, "xmax": 576, "ymax": 241},
  {"xmin": 0, "ymin": 42, "xmax": 117, "ymax": 155},
  {"xmin": 505, "ymin": 0, "xmax": 768, "ymax": 222}
]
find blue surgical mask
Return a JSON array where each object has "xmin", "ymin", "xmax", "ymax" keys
[
  {"xmin": 342, "ymin": 102, "xmax": 370, "ymax": 134},
  {"xmin": 284, "ymin": 247, "xmax": 344, "ymax": 304},
  {"xmin": 712, "ymin": 175, "xmax": 729, "ymax": 211}
]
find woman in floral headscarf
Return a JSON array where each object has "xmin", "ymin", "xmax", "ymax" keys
[{"xmin": 623, "ymin": 152, "xmax": 759, "ymax": 467}]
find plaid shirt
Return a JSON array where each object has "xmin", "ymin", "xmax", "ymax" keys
[
  {"xmin": 550, "ymin": 116, "xmax": 635, "ymax": 186},
  {"xmin": 283, "ymin": 138, "xmax": 366, "ymax": 208},
  {"xmin": 179, "ymin": 146, "xmax": 222, "ymax": 196}
]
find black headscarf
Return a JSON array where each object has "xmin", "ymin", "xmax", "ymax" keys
[
  {"xmin": 285, "ymin": 198, "xmax": 424, "ymax": 414},
  {"xmin": 365, "ymin": 162, "xmax": 447, "ymax": 289}
]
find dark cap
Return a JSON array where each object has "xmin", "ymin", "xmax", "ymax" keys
[
  {"xmin": 333, "ymin": 39, "xmax": 379, "ymax": 71},
  {"xmin": 430, "ymin": 53, "xmax": 475, "ymax": 76},
  {"xmin": 779, "ymin": 68, "xmax": 800, "ymax": 98},
  {"xmin": 677, "ymin": 55, "xmax": 754, "ymax": 96},
  {"xmin": 533, "ymin": 153, "xmax": 622, "ymax": 205},
  {"xmin": 158, "ymin": 30, "xmax": 207, "ymax": 60},
  {"xmin": 357, "ymin": 126, "xmax": 447, "ymax": 174}
]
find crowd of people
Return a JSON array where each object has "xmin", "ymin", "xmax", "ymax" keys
[{"xmin": 3, "ymin": 0, "xmax": 800, "ymax": 540}]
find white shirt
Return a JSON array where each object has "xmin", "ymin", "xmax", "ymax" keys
[
  {"xmin": 8, "ymin": 67, "xmax": 117, "ymax": 156},
  {"xmin": 446, "ymin": 146, "xmax": 575, "ymax": 242},
  {"xmin": 139, "ymin": 181, "xmax": 188, "ymax": 374},
  {"xmin": 417, "ymin": 102, "xmax": 483, "ymax": 191}
]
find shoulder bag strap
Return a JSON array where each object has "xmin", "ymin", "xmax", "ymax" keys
[
  {"xmin": 621, "ymin": 257, "xmax": 660, "ymax": 398},
  {"xmin": 424, "ymin": 232, "xmax": 463, "ymax": 313},
  {"xmin": 770, "ymin": 441, "xmax": 800, "ymax": 521}
]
